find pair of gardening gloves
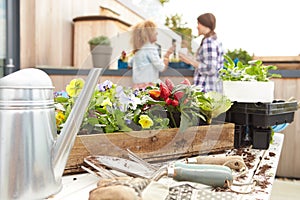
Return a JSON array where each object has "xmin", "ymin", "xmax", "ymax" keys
[{"xmin": 89, "ymin": 177, "xmax": 169, "ymax": 200}]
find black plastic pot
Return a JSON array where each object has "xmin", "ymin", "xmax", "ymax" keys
[
  {"xmin": 167, "ymin": 111, "xmax": 226, "ymax": 128},
  {"xmin": 166, "ymin": 111, "xmax": 181, "ymax": 128},
  {"xmin": 252, "ymin": 127, "xmax": 272, "ymax": 149}
]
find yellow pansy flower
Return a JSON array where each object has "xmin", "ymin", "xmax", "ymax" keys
[
  {"xmin": 56, "ymin": 111, "xmax": 66, "ymax": 125},
  {"xmin": 66, "ymin": 78, "xmax": 85, "ymax": 97},
  {"xmin": 138, "ymin": 115, "xmax": 153, "ymax": 129},
  {"xmin": 101, "ymin": 98, "xmax": 112, "ymax": 107}
]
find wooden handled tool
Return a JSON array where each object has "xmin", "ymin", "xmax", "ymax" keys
[{"xmin": 185, "ymin": 155, "xmax": 247, "ymax": 171}]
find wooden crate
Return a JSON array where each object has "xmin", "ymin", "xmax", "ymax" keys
[{"xmin": 64, "ymin": 123, "xmax": 235, "ymax": 174}]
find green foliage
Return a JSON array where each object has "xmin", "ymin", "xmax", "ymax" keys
[
  {"xmin": 219, "ymin": 55, "xmax": 282, "ymax": 82},
  {"xmin": 88, "ymin": 35, "xmax": 111, "ymax": 46},
  {"xmin": 195, "ymin": 91, "xmax": 233, "ymax": 124},
  {"xmin": 225, "ymin": 48, "xmax": 253, "ymax": 64},
  {"xmin": 159, "ymin": 0, "xmax": 170, "ymax": 5}
]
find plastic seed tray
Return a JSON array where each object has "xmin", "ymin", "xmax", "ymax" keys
[{"xmin": 225, "ymin": 100, "xmax": 298, "ymax": 127}]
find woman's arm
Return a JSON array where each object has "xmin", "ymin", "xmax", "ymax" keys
[{"xmin": 178, "ymin": 52, "xmax": 199, "ymax": 68}]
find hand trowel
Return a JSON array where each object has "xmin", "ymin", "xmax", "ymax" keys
[{"xmin": 86, "ymin": 155, "xmax": 233, "ymax": 188}]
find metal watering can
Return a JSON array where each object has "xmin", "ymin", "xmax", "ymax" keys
[{"xmin": 0, "ymin": 68, "xmax": 102, "ymax": 199}]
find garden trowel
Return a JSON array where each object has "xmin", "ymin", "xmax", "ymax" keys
[{"xmin": 87, "ymin": 155, "xmax": 233, "ymax": 188}]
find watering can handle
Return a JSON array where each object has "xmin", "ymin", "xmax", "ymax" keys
[{"xmin": 171, "ymin": 162, "xmax": 233, "ymax": 187}]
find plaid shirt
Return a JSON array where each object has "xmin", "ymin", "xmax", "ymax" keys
[{"xmin": 194, "ymin": 35, "xmax": 224, "ymax": 93}]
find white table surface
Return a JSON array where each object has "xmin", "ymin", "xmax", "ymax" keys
[{"xmin": 48, "ymin": 133, "xmax": 284, "ymax": 200}]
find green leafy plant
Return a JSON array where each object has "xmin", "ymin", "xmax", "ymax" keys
[
  {"xmin": 219, "ymin": 54, "xmax": 281, "ymax": 82},
  {"xmin": 195, "ymin": 91, "xmax": 233, "ymax": 124},
  {"xmin": 88, "ymin": 35, "xmax": 111, "ymax": 46},
  {"xmin": 225, "ymin": 48, "xmax": 253, "ymax": 65}
]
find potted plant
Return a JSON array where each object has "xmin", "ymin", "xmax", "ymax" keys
[
  {"xmin": 88, "ymin": 35, "xmax": 113, "ymax": 68},
  {"xmin": 219, "ymin": 55, "xmax": 281, "ymax": 103}
]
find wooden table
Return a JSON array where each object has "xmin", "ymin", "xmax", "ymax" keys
[{"xmin": 49, "ymin": 133, "xmax": 284, "ymax": 200}]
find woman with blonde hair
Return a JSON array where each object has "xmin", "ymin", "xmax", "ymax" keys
[{"xmin": 129, "ymin": 20, "xmax": 174, "ymax": 89}]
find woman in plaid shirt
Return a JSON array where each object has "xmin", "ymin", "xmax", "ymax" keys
[{"xmin": 179, "ymin": 13, "xmax": 224, "ymax": 93}]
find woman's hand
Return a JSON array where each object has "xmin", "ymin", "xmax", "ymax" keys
[
  {"xmin": 179, "ymin": 52, "xmax": 199, "ymax": 68},
  {"xmin": 163, "ymin": 46, "xmax": 176, "ymax": 68}
]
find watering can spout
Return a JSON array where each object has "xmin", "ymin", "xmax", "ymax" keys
[{"xmin": 52, "ymin": 68, "xmax": 103, "ymax": 179}]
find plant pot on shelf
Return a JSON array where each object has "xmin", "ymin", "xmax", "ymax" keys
[
  {"xmin": 88, "ymin": 35, "xmax": 112, "ymax": 68},
  {"xmin": 118, "ymin": 59, "xmax": 128, "ymax": 69},
  {"xmin": 222, "ymin": 81, "xmax": 274, "ymax": 103},
  {"xmin": 90, "ymin": 45, "xmax": 113, "ymax": 68}
]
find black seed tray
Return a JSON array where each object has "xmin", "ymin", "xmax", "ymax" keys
[
  {"xmin": 225, "ymin": 100, "xmax": 298, "ymax": 127},
  {"xmin": 228, "ymin": 100, "xmax": 297, "ymax": 115}
]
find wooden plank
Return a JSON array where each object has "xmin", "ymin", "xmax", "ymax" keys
[
  {"xmin": 273, "ymin": 78, "xmax": 300, "ymax": 178},
  {"xmin": 64, "ymin": 123, "xmax": 235, "ymax": 174}
]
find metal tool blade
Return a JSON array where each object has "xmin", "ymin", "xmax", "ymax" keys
[{"xmin": 87, "ymin": 155, "xmax": 156, "ymax": 178}]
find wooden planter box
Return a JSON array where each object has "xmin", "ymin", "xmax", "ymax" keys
[{"xmin": 64, "ymin": 123, "xmax": 235, "ymax": 174}]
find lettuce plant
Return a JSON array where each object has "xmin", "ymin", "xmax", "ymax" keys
[{"xmin": 219, "ymin": 55, "xmax": 281, "ymax": 82}]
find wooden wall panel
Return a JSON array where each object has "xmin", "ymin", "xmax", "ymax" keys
[
  {"xmin": 20, "ymin": 0, "xmax": 36, "ymax": 68},
  {"xmin": 20, "ymin": 0, "xmax": 101, "ymax": 68},
  {"xmin": 20, "ymin": 0, "xmax": 144, "ymax": 69},
  {"xmin": 73, "ymin": 19, "xmax": 130, "ymax": 68},
  {"xmin": 273, "ymin": 78, "xmax": 300, "ymax": 178}
]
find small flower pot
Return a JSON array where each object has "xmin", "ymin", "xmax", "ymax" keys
[
  {"xmin": 90, "ymin": 45, "xmax": 113, "ymax": 68},
  {"xmin": 118, "ymin": 60, "xmax": 128, "ymax": 69}
]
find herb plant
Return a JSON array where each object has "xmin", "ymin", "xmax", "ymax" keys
[
  {"xmin": 219, "ymin": 54, "xmax": 281, "ymax": 82},
  {"xmin": 88, "ymin": 35, "xmax": 111, "ymax": 46}
]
